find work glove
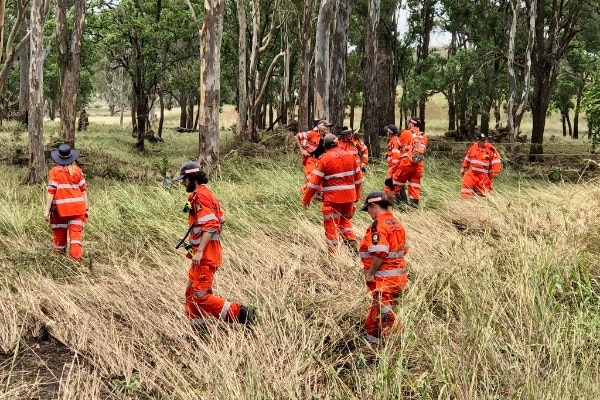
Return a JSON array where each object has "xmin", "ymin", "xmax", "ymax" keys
[{"xmin": 384, "ymin": 178, "xmax": 393, "ymax": 189}]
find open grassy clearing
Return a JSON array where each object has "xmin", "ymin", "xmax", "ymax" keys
[{"xmin": 0, "ymin": 115, "xmax": 599, "ymax": 399}]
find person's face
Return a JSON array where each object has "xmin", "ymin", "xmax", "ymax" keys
[
  {"xmin": 181, "ymin": 176, "xmax": 196, "ymax": 193},
  {"xmin": 367, "ymin": 203, "xmax": 378, "ymax": 219},
  {"xmin": 318, "ymin": 123, "xmax": 329, "ymax": 135},
  {"xmin": 477, "ymin": 139, "xmax": 486, "ymax": 148}
]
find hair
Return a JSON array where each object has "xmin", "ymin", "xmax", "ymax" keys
[
  {"xmin": 374, "ymin": 193, "xmax": 394, "ymax": 209},
  {"xmin": 64, "ymin": 162, "xmax": 77, "ymax": 176},
  {"xmin": 188, "ymin": 170, "xmax": 209, "ymax": 185}
]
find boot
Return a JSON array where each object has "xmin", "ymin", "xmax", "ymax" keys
[
  {"xmin": 343, "ymin": 239, "xmax": 359, "ymax": 256},
  {"xmin": 239, "ymin": 305, "xmax": 257, "ymax": 325},
  {"xmin": 395, "ymin": 189, "xmax": 408, "ymax": 205},
  {"xmin": 409, "ymin": 198, "xmax": 419, "ymax": 208}
]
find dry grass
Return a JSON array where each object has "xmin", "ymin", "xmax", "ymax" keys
[{"xmin": 1, "ymin": 137, "xmax": 599, "ymax": 399}]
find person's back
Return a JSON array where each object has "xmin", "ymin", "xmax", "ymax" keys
[{"xmin": 316, "ymin": 146, "xmax": 360, "ymax": 204}]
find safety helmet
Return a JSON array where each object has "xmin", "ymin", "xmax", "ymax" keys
[{"xmin": 173, "ymin": 161, "xmax": 202, "ymax": 181}]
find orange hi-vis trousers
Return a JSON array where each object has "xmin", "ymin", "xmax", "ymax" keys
[
  {"xmin": 50, "ymin": 214, "xmax": 86, "ymax": 260},
  {"xmin": 185, "ymin": 265, "xmax": 242, "ymax": 326},
  {"xmin": 322, "ymin": 201, "xmax": 356, "ymax": 253},
  {"xmin": 365, "ymin": 275, "xmax": 407, "ymax": 345},
  {"xmin": 394, "ymin": 163, "xmax": 424, "ymax": 200},
  {"xmin": 461, "ymin": 170, "xmax": 492, "ymax": 197}
]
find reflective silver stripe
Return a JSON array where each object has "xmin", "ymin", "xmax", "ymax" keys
[
  {"xmin": 368, "ymin": 245, "xmax": 389, "ymax": 253},
  {"xmin": 464, "ymin": 157, "xmax": 472, "ymax": 162},
  {"xmin": 355, "ymin": 178, "xmax": 363, "ymax": 185},
  {"xmin": 366, "ymin": 334, "xmax": 380, "ymax": 344},
  {"xmin": 470, "ymin": 160, "xmax": 490, "ymax": 167},
  {"xmin": 387, "ymin": 251, "xmax": 405, "ymax": 258},
  {"xmin": 210, "ymin": 233, "xmax": 220, "ymax": 241},
  {"xmin": 78, "ymin": 179, "xmax": 86, "ymax": 186},
  {"xmin": 359, "ymin": 252, "xmax": 370, "ymax": 258},
  {"xmin": 374, "ymin": 268, "xmax": 407, "ymax": 277},
  {"xmin": 48, "ymin": 180, "xmax": 58, "ymax": 187},
  {"xmin": 408, "ymin": 182, "xmax": 421, "ymax": 188},
  {"xmin": 391, "ymin": 160, "xmax": 399, "ymax": 164},
  {"xmin": 53, "ymin": 244, "xmax": 67, "ymax": 249},
  {"xmin": 393, "ymin": 180, "xmax": 404, "ymax": 186},
  {"xmin": 312, "ymin": 170, "xmax": 325, "ymax": 177},
  {"xmin": 322, "ymin": 184, "xmax": 356, "ymax": 191},
  {"xmin": 340, "ymin": 227, "xmax": 354, "ymax": 233},
  {"xmin": 324, "ymin": 170, "xmax": 355, "ymax": 180},
  {"xmin": 323, "ymin": 213, "xmax": 342, "ymax": 220},
  {"xmin": 191, "ymin": 227, "xmax": 202, "ymax": 234},
  {"xmin": 471, "ymin": 167, "xmax": 489, "ymax": 173},
  {"xmin": 54, "ymin": 197, "xmax": 85, "ymax": 204},
  {"xmin": 197, "ymin": 214, "xmax": 217, "ymax": 224},
  {"xmin": 219, "ymin": 301, "xmax": 232, "ymax": 320},
  {"xmin": 461, "ymin": 188, "xmax": 475, "ymax": 194},
  {"xmin": 69, "ymin": 220, "xmax": 85, "ymax": 226},
  {"xmin": 193, "ymin": 290, "xmax": 209, "ymax": 297},
  {"xmin": 381, "ymin": 305, "xmax": 393, "ymax": 314},
  {"xmin": 307, "ymin": 183, "xmax": 320, "ymax": 189},
  {"xmin": 391, "ymin": 149, "xmax": 401, "ymax": 154},
  {"xmin": 70, "ymin": 240, "xmax": 82, "ymax": 245},
  {"xmin": 51, "ymin": 224, "xmax": 69, "ymax": 229},
  {"xmin": 55, "ymin": 183, "xmax": 83, "ymax": 189},
  {"xmin": 491, "ymin": 159, "xmax": 501, "ymax": 165},
  {"xmin": 189, "ymin": 238, "xmax": 201, "ymax": 245}
]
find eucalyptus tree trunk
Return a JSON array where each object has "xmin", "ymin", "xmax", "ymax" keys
[
  {"xmin": 329, "ymin": 0, "xmax": 351, "ymax": 131},
  {"xmin": 56, "ymin": 0, "xmax": 86, "ymax": 147},
  {"xmin": 281, "ymin": 19, "xmax": 291, "ymax": 125},
  {"xmin": 416, "ymin": 0, "xmax": 434, "ymax": 131},
  {"xmin": 198, "ymin": 0, "xmax": 224, "ymax": 172},
  {"xmin": 27, "ymin": 0, "xmax": 48, "ymax": 184},
  {"xmin": 236, "ymin": 0, "xmax": 248, "ymax": 139},
  {"xmin": 298, "ymin": 0, "xmax": 315, "ymax": 132},
  {"xmin": 18, "ymin": 34, "xmax": 29, "ymax": 125},
  {"xmin": 0, "ymin": 0, "xmax": 30, "ymax": 97},
  {"xmin": 314, "ymin": 0, "xmax": 334, "ymax": 120},
  {"xmin": 507, "ymin": 0, "xmax": 535, "ymax": 155},
  {"xmin": 361, "ymin": 0, "xmax": 380, "ymax": 159}
]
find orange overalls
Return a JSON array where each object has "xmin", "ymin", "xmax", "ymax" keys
[
  {"xmin": 393, "ymin": 129, "xmax": 428, "ymax": 203},
  {"xmin": 295, "ymin": 129, "xmax": 325, "ymax": 187},
  {"xmin": 184, "ymin": 185, "xmax": 243, "ymax": 326},
  {"xmin": 338, "ymin": 137, "xmax": 369, "ymax": 171},
  {"xmin": 302, "ymin": 147, "xmax": 363, "ymax": 253},
  {"xmin": 460, "ymin": 142, "xmax": 502, "ymax": 197},
  {"xmin": 385, "ymin": 135, "xmax": 402, "ymax": 197},
  {"xmin": 47, "ymin": 165, "xmax": 87, "ymax": 260},
  {"xmin": 359, "ymin": 211, "xmax": 409, "ymax": 345}
]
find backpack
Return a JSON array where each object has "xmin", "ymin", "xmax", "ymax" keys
[{"xmin": 408, "ymin": 132, "xmax": 427, "ymax": 163}]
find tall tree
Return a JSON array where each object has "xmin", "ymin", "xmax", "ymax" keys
[
  {"xmin": 314, "ymin": 0, "xmax": 334, "ymax": 119},
  {"xmin": 362, "ymin": 0, "xmax": 381, "ymax": 159},
  {"xmin": 27, "ymin": 0, "xmax": 49, "ymax": 184},
  {"xmin": 297, "ymin": 0, "xmax": 316, "ymax": 132},
  {"xmin": 235, "ymin": 0, "xmax": 248, "ymax": 139},
  {"xmin": 328, "ymin": 0, "xmax": 352, "ymax": 130},
  {"xmin": 198, "ymin": 0, "xmax": 224, "ymax": 172},
  {"xmin": 0, "ymin": 0, "xmax": 29, "ymax": 97},
  {"xmin": 56, "ymin": 0, "xmax": 86, "ymax": 147},
  {"xmin": 529, "ymin": 0, "xmax": 586, "ymax": 161}
]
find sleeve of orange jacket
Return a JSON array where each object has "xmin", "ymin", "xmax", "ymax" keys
[
  {"xmin": 353, "ymin": 159, "xmax": 363, "ymax": 200},
  {"xmin": 194, "ymin": 193, "xmax": 220, "ymax": 233},
  {"xmin": 302, "ymin": 162, "xmax": 324, "ymax": 205},
  {"xmin": 489, "ymin": 145, "xmax": 502, "ymax": 176},
  {"xmin": 461, "ymin": 145, "xmax": 474, "ymax": 169}
]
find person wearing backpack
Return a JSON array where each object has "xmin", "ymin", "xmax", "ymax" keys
[
  {"xmin": 460, "ymin": 131, "xmax": 502, "ymax": 197},
  {"xmin": 393, "ymin": 116, "xmax": 428, "ymax": 208}
]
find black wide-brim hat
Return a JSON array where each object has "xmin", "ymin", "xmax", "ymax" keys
[{"xmin": 51, "ymin": 143, "xmax": 80, "ymax": 165}]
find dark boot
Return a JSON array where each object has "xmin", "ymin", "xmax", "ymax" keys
[
  {"xmin": 395, "ymin": 189, "xmax": 408, "ymax": 205},
  {"xmin": 344, "ymin": 239, "xmax": 359, "ymax": 256},
  {"xmin": 239, "ymin": 305, "xmax": 257, "ymax": 325},
  {"xmin": 409, "ymin": 198, "xmax": 419, "ymax": 208}
]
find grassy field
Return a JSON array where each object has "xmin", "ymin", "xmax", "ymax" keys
[{"xmin": 0, "ymin": 103, "xmax": 599, "ymax": 399}]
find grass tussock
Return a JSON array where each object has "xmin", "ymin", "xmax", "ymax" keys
[{"xmin": 1, "ymin": 127, "xmax": 599, "ymax": 399}]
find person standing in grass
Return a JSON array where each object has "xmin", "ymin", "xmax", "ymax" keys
[
  {"xmin": 44, "ymin": 144, "xmax": 88, "ymax": 260},
  {"xmin": 394, "ymin": 116, "xmax": 427, "ymax": 208},
  {"xmin": 295, "ymin": 119, "xmax": 332, "ymax": 194},
  {"xmin": 358, "ymin": 191, "xmax": 409, "ymax": 347},
  {"xmin": 337, "ymin": 126, "xmax": 369, "ymax": 173},
  {"xmin": 173, "ymin": 161, "xmax": 255, "ymax": 327},
  {"xmin": 302, "ymin": 133, "xmax": 363, "ymax": 254},
  {"xmin": 460, "ymin": 131, "xmax": 502, "ymax": 197},
  {"xmin": 383, "ymin": 124, "xmax": 402, "ymax": 199}
]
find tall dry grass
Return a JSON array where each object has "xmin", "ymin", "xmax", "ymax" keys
[{"xmin": 1, "ymin": 128, "xmax": 599, "ymax": 399}]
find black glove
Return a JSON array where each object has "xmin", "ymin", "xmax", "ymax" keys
[{"xmin": 384, "ymin": 178, "xmax": 393, "ymax": 189}]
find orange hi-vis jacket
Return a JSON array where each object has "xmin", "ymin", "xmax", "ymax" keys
[
  {"xmin": 339, "ymin": 137, "xmax": 369, "ymax": 166},
  {"xmin": 296, "ymin": 128, "xmax": 323, "ymax": 165},
  {"xmin": 359, "ymin": 211, "xmax": 409, "ymax": 279},
  {"xmin": 386, "ymin": 135, "xmax": 402, "ymax": 176},
  {"xmin": 302, "ymin": 147, "xmax": 363, "ymax": 205},
  {"xmin": 48, "ymin": 165, "xmax": 87, "ymax": 217},
  {"xmin": 461, "ymin": 142, "xmax": 502, "ymax": 176},
  {"xmin": 399, "ymin": 128, "xmax": 428, "ymax": 166},
  {"xmin": 187, "ymin": 184, "xmax": 226, "ymax": 267}
]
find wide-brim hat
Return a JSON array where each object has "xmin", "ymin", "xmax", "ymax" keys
[
  {"xmin": 51, "ymin": 144, "xmax": 79, "ymax": 165},
  {"xmin": 340, "ymin": 126, "xmax": 355, "ymax": 135}
]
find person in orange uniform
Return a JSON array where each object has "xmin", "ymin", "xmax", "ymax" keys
[
  {"xmin": 383, "ymin": 125, "xmax": 402, "ymax": 198},
  {"xmin": 173, "ymin": 161, "xmax": 255, "ymax": 327},
  {"xmin": 43, "ymin": 144, "xmax": 88, "ymax": 260},
  {"xmin": 337, "ymin": 126, "xmax": 369, "ymax": 172},
  {"xmin": 394, "ymin": 116, "xmax": 428, "ymax": 208},
  {"xmin": 302, "ymin": 134, "xmax": 363, "ymax": 254},
  {"xmin": 460, "ymin": 131, "xmax": 502, "ymax": 197},
  {"xmin": 295, "ymin": 119, "xmax": 332, "ymax": 192},
  {"xmin": 358, "ymin": 191, "xmax": 409, "ymax": 347}
]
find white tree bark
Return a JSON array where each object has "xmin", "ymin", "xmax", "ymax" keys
[
  {"xmin": 314, "ymin": 0, "xmax": 334, "ymax": 119},
  {"xmin": 236, "ymin": 0, "xmax": 248, "ymax": 138}
]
